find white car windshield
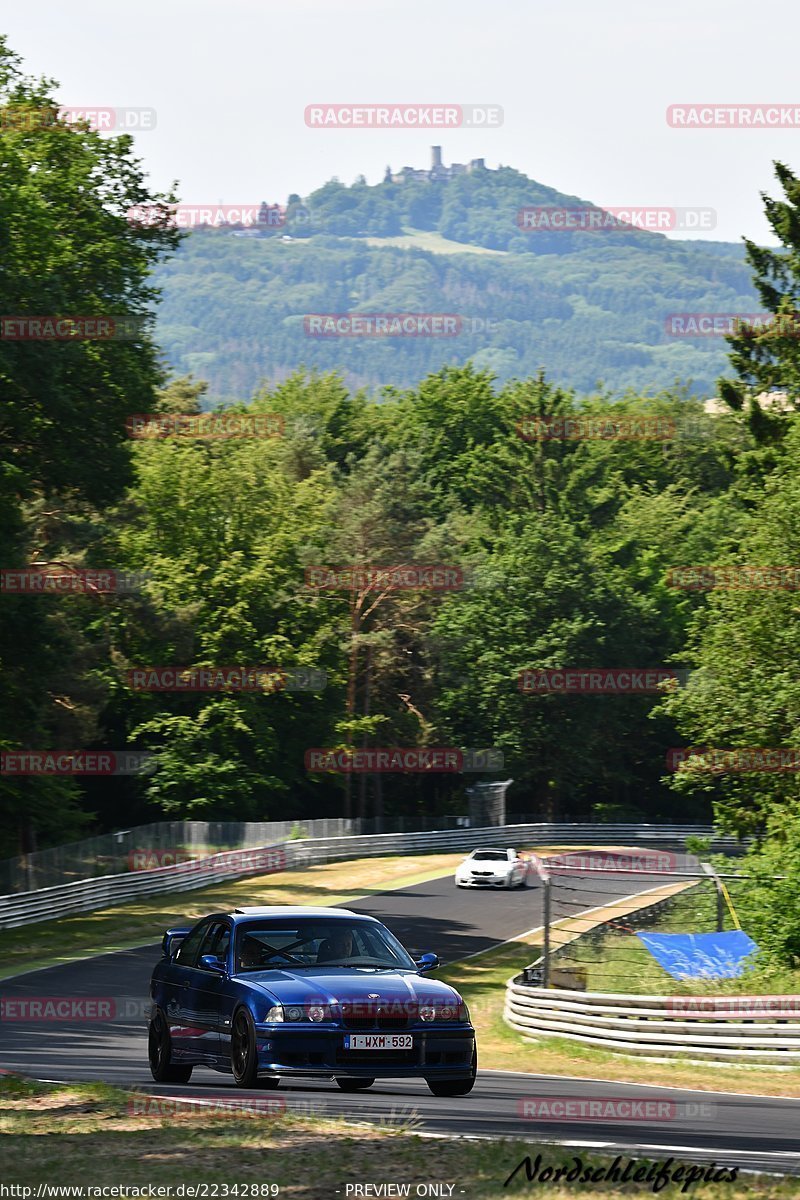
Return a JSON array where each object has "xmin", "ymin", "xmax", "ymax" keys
[{"xmin": 471, "ymin": 851, "xmax": 510, "ymax": 861}]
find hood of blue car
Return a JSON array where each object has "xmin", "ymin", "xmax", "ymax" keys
[{"xmin": 236, "ymin": 968, "xmax": 460, "ymax": 1007}]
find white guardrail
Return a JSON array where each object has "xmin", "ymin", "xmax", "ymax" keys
[
  {"xmin": 0, "ymin": 823, "xmax": 737, "ymax": 930},
  {"xmin": 504, "ymin": 980, "xmax": 800, "ymax": 1064}
]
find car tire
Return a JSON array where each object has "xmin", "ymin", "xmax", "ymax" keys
[
  {"xmin": 335, "ymin": 1077, "xmax": 375, "ymax": 1092},
  {"xmin": 426, "ymin": 1045, "xmax": 477, "ymax": 1097},
  {"xmin": 148, "ymin": 1008, "xmax": 193, "ymax": 1084},
  {"xmin": 231, "ymin": 1007, "xmax": 262, "ymax": 1089}
]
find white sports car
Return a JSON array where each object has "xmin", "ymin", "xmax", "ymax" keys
[{"xmin": 454, "ymin": 847, "xmax": 529, "ymax": 889}]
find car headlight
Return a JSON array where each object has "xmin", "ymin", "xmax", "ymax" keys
[
  {"xmin": 418, "ymin": 1001, "xmax": 468, "ymax": 1022},
  {"xmin": 271, "ymin": 1004, "xmax": 330, "ymax": 1023}
]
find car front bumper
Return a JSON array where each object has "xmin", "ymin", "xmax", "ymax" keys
[
  {"xmin": 456, "ymin": 874, "xmax": 512, "ymax": 887},
  {"xmin": 252, "ymin": 1024, "xmax": 475, "ymax": 1078}
]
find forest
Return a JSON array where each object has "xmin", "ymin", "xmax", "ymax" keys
[{"xmin": 3, "ymin": 36, "xmax": 800, "ymax": 960}]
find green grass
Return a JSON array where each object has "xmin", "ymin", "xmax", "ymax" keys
[
  {"xmin": 0, "ymin": 1078, "xmax": 794, "ymax": 1198},
  {"xmin": 553, "ymin": 877, "xmax": 800, "ymax": 996}
]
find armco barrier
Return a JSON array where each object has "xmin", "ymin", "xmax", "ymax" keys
[
  {"xmin": 504, "ymin": 980, "xmax": 800, "ymax": 1064},
  {"xmin": 0, "ymin": 823, "xmax": 740, "ymax": 930},
  {"xmin": 501, "ymin": 866, "xmax": 800, "ymax": 1065}
]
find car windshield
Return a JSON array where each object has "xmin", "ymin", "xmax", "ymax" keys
[
  {"xmin": 471, "ymin": 851, "xmax": 509, "ymax": 861},
  {"xmin": 234, "ymin": 918, "xmax": 417, "ymax": 972}
]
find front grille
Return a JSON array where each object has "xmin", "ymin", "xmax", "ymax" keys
[
  {"xmin": 335, "ymin": 1048, "xmax": 415, "ymax": 1064},
  {"xmin": 472, "ymin": 870, "xmax": 495, "ymax": 877},
  {"xmin": 341, "ymin": 1006, "xmax": 410, "ymax": 1030}
]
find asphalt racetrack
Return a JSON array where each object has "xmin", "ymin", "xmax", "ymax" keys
[{"xmin": 1, "ymin": 869, "xmax": 798, "ymax": 1175}]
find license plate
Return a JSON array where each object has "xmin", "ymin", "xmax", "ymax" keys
[{"xmin": 343, "ymin": 1034, "xmax": 413, "ymax": 1050}]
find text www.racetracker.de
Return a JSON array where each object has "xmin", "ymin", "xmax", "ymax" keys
[{"xmin": 0, "ymin": 1188, "xmax": 280, "ymax": 1198}]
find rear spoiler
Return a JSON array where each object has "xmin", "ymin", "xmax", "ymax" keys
[{"xmin": 161, "ymin": 928, "xmax": 191, "ymax": 959}]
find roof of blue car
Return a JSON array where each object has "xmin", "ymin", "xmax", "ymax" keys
[{"xmin": 231, "ymin": 906, "xmax": 376, "ymax": 920}]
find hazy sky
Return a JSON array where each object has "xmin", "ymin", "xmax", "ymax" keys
[{"xmin": 4, "ymin": 0, "xmax": 798, "ymax": 243}]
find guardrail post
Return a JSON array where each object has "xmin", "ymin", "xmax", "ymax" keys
[
  {"xmin": 701, "ymin": 861, "xmax": 724, "ymax": 932},
  {"xmin": 542, "ymin": 873, "xmax": 551, "ymax": 988},
  {"xmin": 527, "ymin": 853, "xmax": 552, "ymax": 988}
]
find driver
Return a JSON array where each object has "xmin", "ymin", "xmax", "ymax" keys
[
  {"xmin": 317, "ymin": 928, "xmax": 354, "ymax": 963},
  {"xmin": 239, "ymin": 935, "xmax": 263, "ymax": 970}
]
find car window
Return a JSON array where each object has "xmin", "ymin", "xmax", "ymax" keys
[
  {"xmin": 234, "ymin": 918, "xmax": 416, "ymax": 971},
  {"xmin": 472, "ymin": 850, "xmax": 509, "ymax": 861},
  {"xmin": 174, "ymin": 921, "xmax": 209, "ymax": 966},
  {"xmin": 197, "ymin": 920, "xmax": 230, "ymax": 968}
]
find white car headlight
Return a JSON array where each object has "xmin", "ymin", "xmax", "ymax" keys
[{"xmin": 263, "ymin": 1005, "xmax": 284, "ymax": 1023}]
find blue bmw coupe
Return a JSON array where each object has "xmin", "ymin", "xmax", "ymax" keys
[{"xmin": 148, "ymin": 906, "xmax": 477, "ymax": 1096}]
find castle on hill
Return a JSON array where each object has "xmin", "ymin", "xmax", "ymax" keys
[{"xmin": 385, "ymin": 146, "xmax": 489, "ymax": 184}]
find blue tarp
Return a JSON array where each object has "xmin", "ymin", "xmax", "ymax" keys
[{"xmin": 634, "ymin": 930, "xmax": 759, "ymax": 980}]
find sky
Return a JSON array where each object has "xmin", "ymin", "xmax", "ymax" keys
[{"xmin": 3, "ymin": 0, "xmax": 798, "ymax": 244}]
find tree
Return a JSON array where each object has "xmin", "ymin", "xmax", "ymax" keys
[
  {"xmin": 660, "ymin": 416, "xmax": 800, "ymax": 838},
  {"xmin": 718, "ymin": 161, "xmax": 800, "ymax": 441},
  {"xmin": 0, "ymin": 37, "xmax": 179, "ymax": 853}
]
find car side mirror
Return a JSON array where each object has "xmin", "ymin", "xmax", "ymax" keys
[
  {"xmin": 161, "ymin": 928, "xmax": 190, "ymax": 959},
  {"xmin": 415, "ymin": 952, "xmax": 439, "ymax": 973},
  {"xmin": 199, "ymin": 954, "xmax": 227, "ymax": 974}
]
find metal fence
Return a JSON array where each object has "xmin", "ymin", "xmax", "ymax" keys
[
  {"xmin": 0, "ymin": 822, "xmax": 741, "ymax": 930},
  {"xmin": 0, "ymin": 815, "xmax": 727, "ymax": 895},
  {"xmin": 502, "ymin": 854, "xmax": 799, "ymax": 1064}
]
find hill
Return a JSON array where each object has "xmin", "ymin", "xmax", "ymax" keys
[{"xmin": 152, "ymin": 160, "xmax": 756, "ymax": 399}]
